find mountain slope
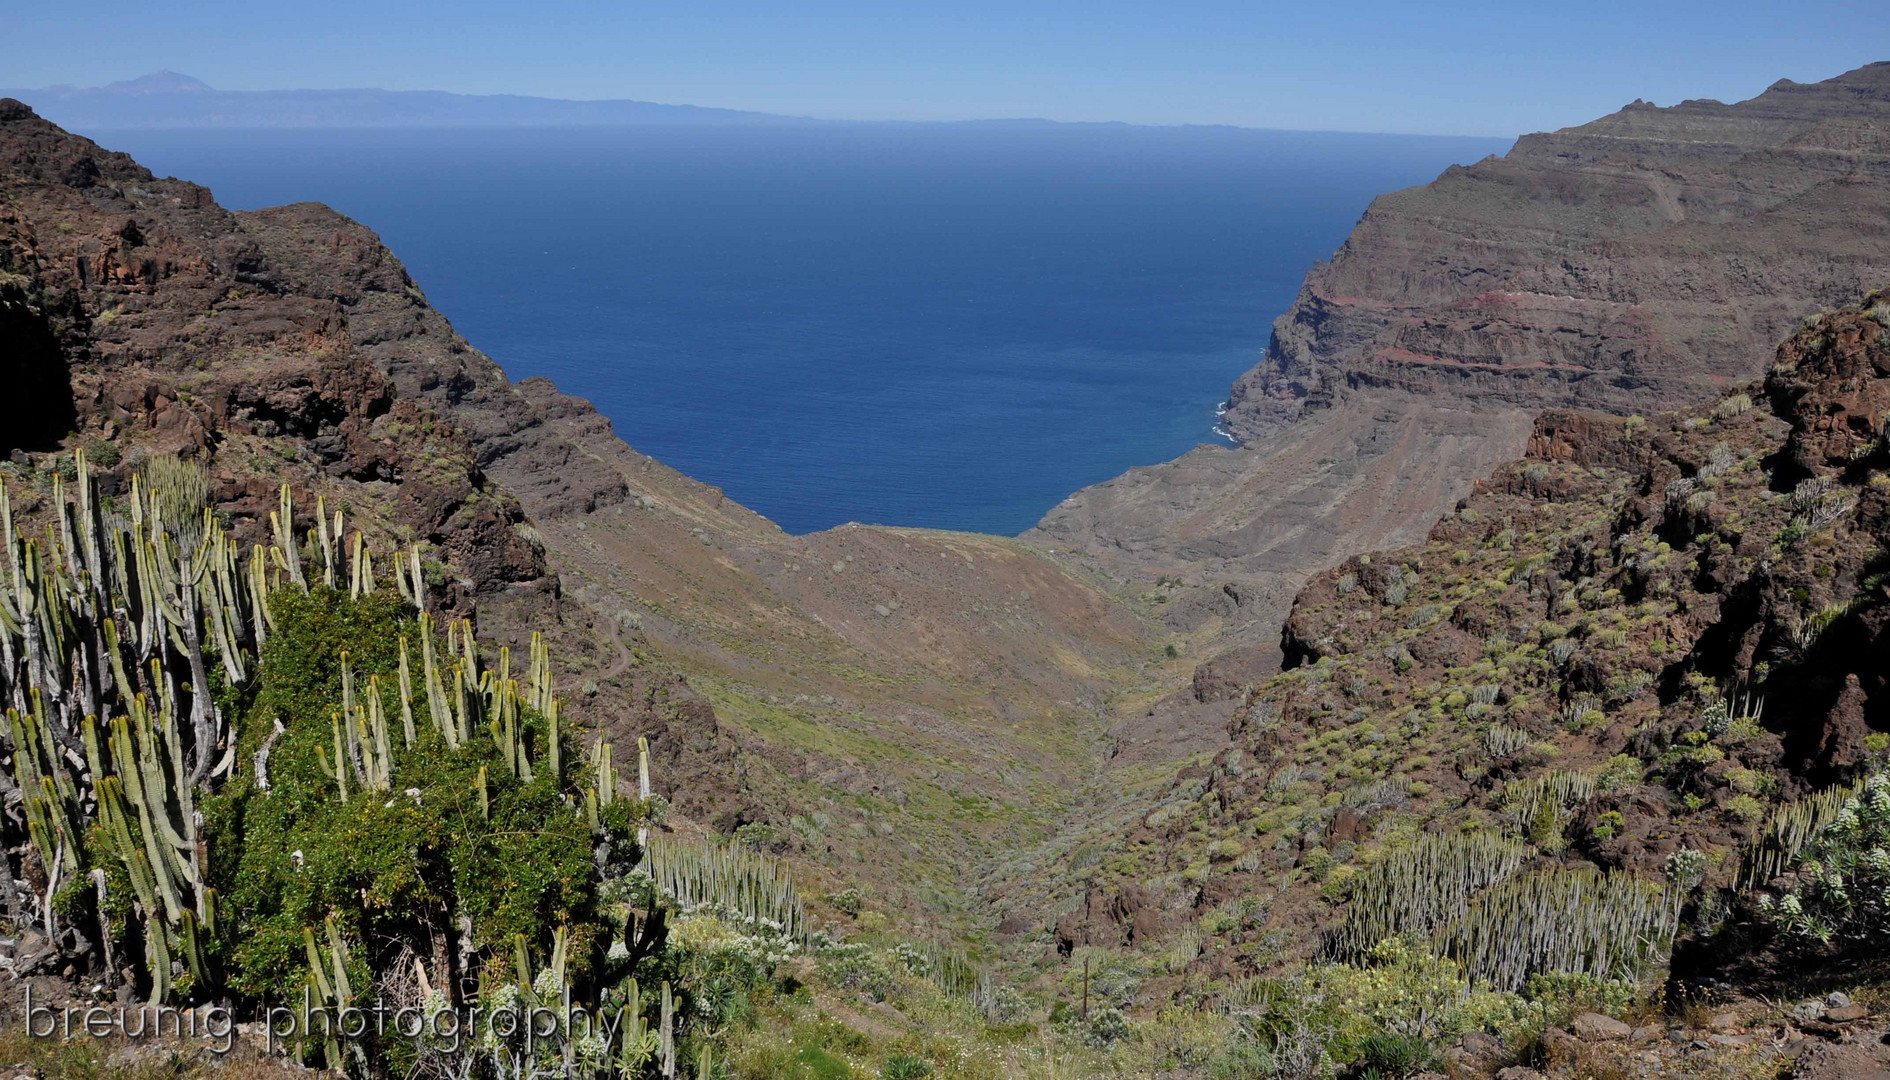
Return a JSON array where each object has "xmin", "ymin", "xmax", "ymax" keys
[{"xmin": 1019, "ymin": 298, "xmax": 1890, "ymax": 1005}]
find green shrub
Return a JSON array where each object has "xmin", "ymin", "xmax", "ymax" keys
[
  {"xmin": 1725, "ymin": 794, "xmax": 1765, "ymax": 824},
  {"xmin": 1084, "ymin": 1006, "xmax": 1132, "ymax": 1047},
  {"xmin": 81, "ymin": 437, "xmax": 121, "ymax": 467},
  {"xmin": 882, "ymin": 1054, "xmax": 933, "ymax": 1079},
  {"xmin": 735, "ymin": 821, "xmax": 785, "ymax": 851},
  {"xmin": 208, "ymin": 588, "xmax": 611, "ymax": 1006},
  {"xmin": 1520, "ymin": 970, "xmax": 1636, "ymax": 1028},
  {"xmin": 797, "ymin": 1045, "xmax": 853, "ymax": 1080},
  {"xmin": 1665, "ymin": 848, "xmax": 1708, "ymax": 891},
  {"xmin": 1350, "ymin": 1029, "xmax": 1436, "ymax": 1079},
  {"xmin": 821, "ymin": 947, "xmax": 901, "ymax": 1003}
]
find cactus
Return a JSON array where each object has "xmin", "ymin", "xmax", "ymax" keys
[
  {"xmin": 318, "ymin": 713, "xmax": 352, "ymax": 804},
  {"xmin": 348, "ymin": 531, "xmax": 374, "ymax": 599},
  {"xmin": 615, "ymin": 978, "xmax": 657, "ymax": 1071},
  {"xmin": 1326, "ymin": 831, "xmax": 1527, "ymax": 962},
  {"xmin": 302, "ymin": 916, "xmax": 365, "ymax": 1072},
  {"xmin": 392, "ymin": 545, "xmax": 427, "ymax": 610},
  {"xmin": 1482, "ymin": 723, "xmax": 1533, "ymax": 758},
  {"xmin": 314, "ymin": 495, "xmax": 341, "ymax": 590},
  {"xmin": 586, "ymin": 736, "xmax": 619, "ymax": 833},
  {"xmin": 358, "ymin": 679, "xmax": 394, "ymax": 791},
  {"xmin": 1436, "ymin": 866, "xmax": 1679, "ymax": 991},
  {"xmin": 638, "ymin": 736, "xmax": 652, "ymax": 849},
  {"xmin": 269, "ymin": 484, "xmax": 306, "ymax": 590},
  {"xmin": 1739, "ymin": 777, "xmax": 1867, "ymax": 888},
  {"xmin": 659, "ymin": 980, "xmax": 676, "ymax": 1079},
  {"xmin": 641, "ymin": 837, "xmax": 807, "ymax": 942},
  {"xmin": 1499, "ymin": 769, "xmax": 1598, "ymax": 836},
  {"xmin": 397, "ymin": 636, "xmax": 418, "ymax": 747}
]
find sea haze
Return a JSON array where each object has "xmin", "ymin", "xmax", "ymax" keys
[{"xmin": 96, "ymin": 124, "xmax": 1509, "ymax": 535}]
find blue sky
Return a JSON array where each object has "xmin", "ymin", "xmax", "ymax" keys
[{"xmin": 6, "ymin": 1, "xmax": 1881, "ymax": 135}]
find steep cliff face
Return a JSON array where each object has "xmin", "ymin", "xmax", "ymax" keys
[
  {"xmin": 1032, "ymin": 62, "xmax": 1890, "ymax": 695},
  {"xmin": 1237, "ymin": 63, "xmax": 1890, "ymax": 436}
]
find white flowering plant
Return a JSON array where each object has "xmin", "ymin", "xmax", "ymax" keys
[{"xmin": 1760, "ymin": 772, "xmax": 1890, "ymax": 956}]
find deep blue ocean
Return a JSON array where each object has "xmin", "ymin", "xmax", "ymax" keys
[{"xmin": 96, "ymin": 125, "xmax": 1509, "ymax": 535}]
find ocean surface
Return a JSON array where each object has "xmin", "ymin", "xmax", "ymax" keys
[{"xmin": 95, "ymin": 125, "xmax": 1509, "ymax": 535}]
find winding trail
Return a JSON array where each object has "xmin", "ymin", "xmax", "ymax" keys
[{"xmin": 601, "ymin": 608, "xmax": 633, "ymax": 680}]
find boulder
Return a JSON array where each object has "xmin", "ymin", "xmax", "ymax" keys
[{"xmin": 1573, "ymin": 1011, "xmax": 1632, "ymax": 1042}]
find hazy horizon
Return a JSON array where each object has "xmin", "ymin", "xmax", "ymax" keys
[
  {"xmin": 0, "ymin": 71, "xmax": 1519, "ymax": 136},
  {"xmin": 6, "ymin": 1, "xmax": 1883, "ymax": 137}
]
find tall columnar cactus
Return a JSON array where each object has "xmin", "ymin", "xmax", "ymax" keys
[
  {"xmin": 348, "ymin": 532, "xmax": 375, "ymax": 600},
  {"xmin": 269, "ymin": 483, "xmax": 306, "ymax": 590},
  {"xmin": 396, "ymin": 636, "xmax": 418, "ymax": 748},
  {"xmin": 615, "ymin": 978, "xmax": 657, "ymax": 1071},
  {"xmin": 586, "ymin": 736, "xmax": 618, "ymax": 834},
  {"xmin": 638, "ymin": 736, "xmax": 653, "ymax": 849},
  {"xmin": 392, "ymin": 545, "xmax": 427, "ymax": 612},
  {"xmin": 659, "ymin": 980, "xmax": 677, "ymax": 1080},
  {"xmin": 303, "ymin": 916, "xmax": 366, "ymax": 1072}
]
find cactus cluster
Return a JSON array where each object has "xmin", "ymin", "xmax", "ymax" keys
[
  {"xmin": 0, "ymin": 454, "xmax": 299, "ymax": 1000},
  {"xmin": 1497, "ymin": 768, "xmax": 1596, "ymax": 838},
  {"xmin": 0, "ymin": 456, "xmax": 670, "ymax": 1035},
  {"xmin": 309, "ymin": 621, "xmax": 569, "ymax": 806},
  {"xmin": 1481, "ymin": 723, "xmax": 1533, "ymax": 759},
  {"xmin": 1436, "ymin": 866, "xmax": 1679, "ymax": 991},
  {"xmin": 641, "ymin": 837, "xmax": 807, "ymax": 942},
  {"xmin": 1327, "ymin": 829, "xmax": 1676, "ymax": 990},
  {"xmin": 1738, "ymin": 776, "xmax": 1865, "ymax": 889},
  {"xmin": 1326, "ymin": 832, "xmax": 1526, "ymax": 961}
]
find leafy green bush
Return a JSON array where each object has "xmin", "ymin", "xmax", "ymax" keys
[
  {"xmin": 821, "ymin": 945, "xmax": 902, "ymax": 1003},
  {"xmin": 1083, "ymin": 1006, "xmax": 1132, "ymax": 1048},
  {"xmin": 796, "ymin": 1044, "xmax": 853, "ymax": 1079},
  {"xmin": 1317, "ymin": 938, "xmax": 1527, "ymax": 1043},
  {"xmin": 81, "ymin": 436, "xmax": 121, "ymax": 468}
]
